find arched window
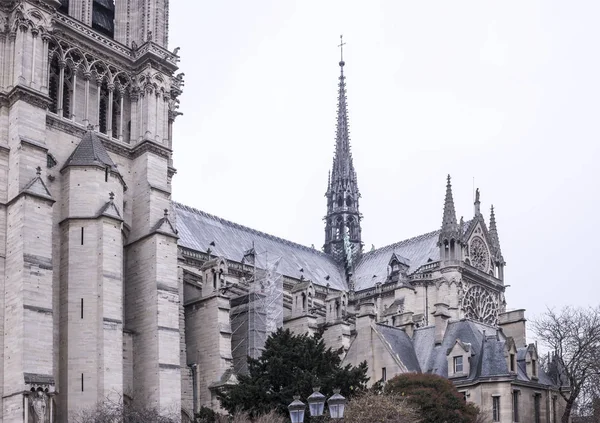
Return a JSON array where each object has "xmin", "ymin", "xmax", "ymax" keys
[
  {"xmin": 48, "ymin": 57, "xmax": 60, "ymax": 114},
  {"xmin": 348, "ymin": 217, "xmax": 357, "ymax": 239},
  {"xmin": 336, "ymin": 217, "xmax": 344, "ymax": 239},
  {"xmin": 346, "ymin": 196, "xmax": 353, "ymax": 207},
  {"xmin": 337, "ymin": 196, "xmax": 343, "ymax": 207}
]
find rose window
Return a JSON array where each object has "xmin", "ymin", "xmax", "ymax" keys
[
  {"xmin": 462, "ymin": 285, "xmax": 499, "ymax": 325},
  {"xmin": 470, "ymin": 237, "xmax": 489, "ymax": 271}
]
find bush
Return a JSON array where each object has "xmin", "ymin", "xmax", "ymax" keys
[
  {"xmin": 385, "ymin": 373, "xmax": 480, "ymax": 423},
  {"xmin": 73, "ymin": 398, "xmax": 179, "ymax": 423},
  {"xmin": 343, "ymin": 391, "xmax": 420, "ymax": 423}
]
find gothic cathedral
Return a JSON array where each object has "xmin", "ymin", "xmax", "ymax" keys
[
  {"xmin": 0, "ymin": 1, "xmax": 566, "ymax": 423},
  {"xmin": 0, "ymin": 0, "xmax": 181, "ymax": 421}
]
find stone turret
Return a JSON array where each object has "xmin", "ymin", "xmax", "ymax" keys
[
  {"xmin": 439, "ymin": 175, "xmax": 460, "ymax": 261},
  {"xmin": 59, "ymin": 130, "xmax": 127, "ymax": 417}
]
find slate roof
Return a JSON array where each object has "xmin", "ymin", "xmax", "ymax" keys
[
  {"xmin": 174, "ymin": 203, "xmax": 347, "ymax": 291},
  {"xmin": 63, "ymin": 130, "xmax": 119, "ymax": 172},
  {"xmin": 407, "ymin": 320, "xmax": 559, "ymax": 386},
  {"xmin": 353, "ymin": 230, "xmax": 441, "ymax": 291},
  {"xmin": 175, "ymin": 198, "xmax": 472, "ymax": 293},
  {"xmin": 376, "ymin": 324, "xmax": 421, "ymax": 372}
]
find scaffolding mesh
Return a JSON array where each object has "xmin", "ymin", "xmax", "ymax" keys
[{"xmin": 231, "ymin": 250, "xmax": 283, "ymax": 375}]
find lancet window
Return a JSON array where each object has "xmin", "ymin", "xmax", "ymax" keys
[
  {"xmin": 92, "ymin": 0, "xmax": 116, "ymax": 39},
  {"xmin": 48, "ymin": 57, "xmax": 60, "ymax": 114}
]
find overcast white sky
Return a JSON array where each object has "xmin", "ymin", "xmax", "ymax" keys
[{"xmin": 169, "ymin": 1, "xmax": 600, "ymax": 322}]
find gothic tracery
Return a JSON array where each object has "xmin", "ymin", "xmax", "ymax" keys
[{"xmin": 462, "ymin": 285, "xmax": 499, "ymax": 325}]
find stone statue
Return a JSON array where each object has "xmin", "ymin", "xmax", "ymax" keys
[
  {"xmin": 475, "ymin": 188, "xmax": 480, "ymax": 203},
  {"xmin": 31, "ymin": 391, "xmax": 47, "ymax": 423},
  {"xmin": 343, "ymin": 227, "xmax": 353, "ymax": 269}
]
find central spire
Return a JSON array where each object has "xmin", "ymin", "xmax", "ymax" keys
[{"xmin": 324, "ymin": 36, "xmax": 362, "ymax": 278}]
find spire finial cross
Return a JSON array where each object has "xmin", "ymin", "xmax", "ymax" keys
[{"xmin": 338, "ymin": 35, "xmax": 346, "ymax": 65}]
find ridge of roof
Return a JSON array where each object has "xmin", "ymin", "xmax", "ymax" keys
[
  {"xmin": 364, "ymin": 228, "xmax": 442, "ymax": 257},
  {"xmin": 173, "ymin": 202, "xmax": 337, "ymax": 259},
  {"xmin": 363, "ymin": 218, "xmax": 475, "ymax": 259}
]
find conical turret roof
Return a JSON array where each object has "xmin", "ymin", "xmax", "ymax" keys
[
  {"xmin": 440, "ymin": 175, "xmax": 459, "ymax": 236},
  {"xmin": 63, "ymin": 130, "xmax": 119, "ymax": 172}
]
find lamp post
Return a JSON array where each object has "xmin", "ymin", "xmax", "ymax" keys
[
  {"xmin": 288, "ymin": 396, "xmax": 306, "ymax": 423},
  {"xmin": 327, "ymin": 389, "xmax": 346, "ymax": 419}
]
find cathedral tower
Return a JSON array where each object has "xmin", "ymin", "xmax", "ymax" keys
[
  {"xmin": 323, "ymin": 38, "xmax": 362, "ymax": 273},
  {"xmin": 0, "ymin": 0, "xmax": 182, "ymax": 421}
]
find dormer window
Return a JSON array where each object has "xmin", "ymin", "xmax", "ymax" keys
[
  {"xmin": 510, "ymin": 353, "xmax": 516, "ymax": 372},
  {"xmin": 532, "ymin": 359, "xmax": 537, "ymax": 377}
]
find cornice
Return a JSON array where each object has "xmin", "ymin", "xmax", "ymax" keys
[
  {"xmin": 52, "ymin": 15, "xmax": 179, "ymax": 74},
  {"xmin": 7, "ymin": 84, "xmax": 51, "ymax": 108},
  {"xmin": 46, "ymin": 114, "xmax": 169, "ymax": 163},
  {"xmin": 131, "ymin": 138, "xmax": 171, "ymax": 160}
]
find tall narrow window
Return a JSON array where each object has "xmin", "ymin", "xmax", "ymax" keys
[
  {"xmin": 513, "ymin": 391, "xmax": 519, "ymax": 422},
  {"xmin": 534, "ymin": 394, "xmax": 541, "ymax": 423},
  {"xmin": 510, "ymin": 353, "xmax": 516, "ymax": 372},
  {"xmin": 552, "ymin": 396, "xmax": 557, "ymax": 423},
  {"xmin": 453, "ymin": 356, "xmax": 463, "ymax": 373},
  {"xmin": 48, "ymin": 57, "xmax": 60, "ymax": 114},
  {"xmin": 492, "ymin": 396, "xmax": 500, "ymax": 422},
  {"xmin": 81, "ymin": 298, "xmax": 83, "ymax": 319},
  {"xmin": 81, "ymin": 373, "xmax": 84, "ymax": 391},
  {"xmin": 81, "ymin": 227, "xmax": 84, "ymax": 245},
  {"xmin": 92, "ymin": 0, "xmax": 115, "ymax": 38},
  {"xmin": 381, "ymin": 367, "xmax": 387, "ymax": 382},
  {"xmin": 62, "ymin": 67, "xmax": 73, "ymax": 118},
  {"xmin": 532, "ymin": 359, "xmax": 537, "ymax": 377},
  {"xmin": 111, "ymin": 93, "xmax": 121, "ymax": 139},
  {"xmin": 99, "ymin": 81, "xmax": 109, "ymax": 134}
]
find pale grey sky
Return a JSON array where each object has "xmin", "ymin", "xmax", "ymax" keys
[{"xmin": 170, "ymin": 1, "xmax": 600, "ymax": 321}]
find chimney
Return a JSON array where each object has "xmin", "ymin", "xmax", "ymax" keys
[
  {"xmin": 356, "ymin": 301, "xmax": 376, "ymax": 332},
  {"xmin": 396, "ymin": 311, "xmax": 415, "ymax": 338},
  {"xmin": 498, "ymin": 309, "xmax": 527, "ymax": 347},
  {"xmin": 433, "ymin": 303, "xmax": 451, "ymax": 345}
]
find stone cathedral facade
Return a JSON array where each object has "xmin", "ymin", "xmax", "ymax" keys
[{"xmin": 0, "ymin": 1, "xmax": 567, "ymax": 423}]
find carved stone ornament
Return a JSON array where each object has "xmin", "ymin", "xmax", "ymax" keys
[
  {"xmin": 462, "ymin": 285, "xmax": 499, "ymax": 325},
  {"xmin": 469, "ymin": 236, "xmax": 489, "ymax": 272}
]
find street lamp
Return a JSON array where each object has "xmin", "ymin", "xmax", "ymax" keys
[
  {"xmin": 288, "ymin": 388, "xmax": 346, "ymax": 422},
  {"xmin": 288, "ymin": 395, "xmax": 306, "ymax": 423},
  {"xmin": 327, "ymin": 389, "xmax": 346, "ymax": 419},
  {"xmin": 307, "ymin": 387, "xmax": 326, "ymax": 417}
]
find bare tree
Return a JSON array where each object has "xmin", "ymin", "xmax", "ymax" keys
[{"xmin": 532, "ymin": 306, "xmax": 600, "ymax": 423}]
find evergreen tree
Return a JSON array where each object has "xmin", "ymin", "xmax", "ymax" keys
[{"xmin": 217, "ymin": 328, "xmax": 368, "ymax": 419}]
